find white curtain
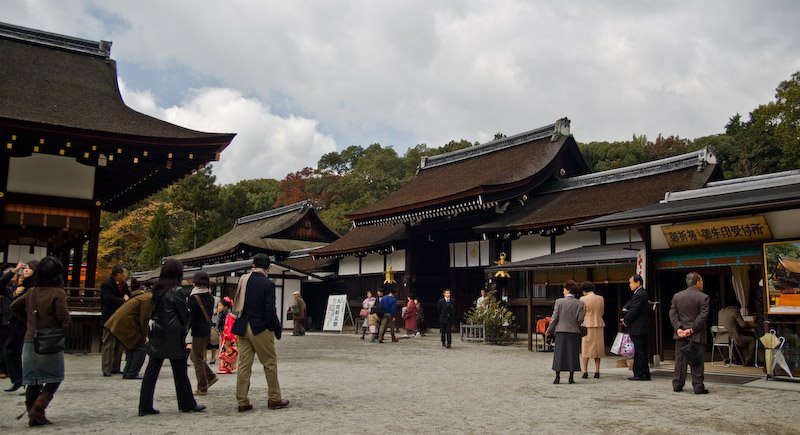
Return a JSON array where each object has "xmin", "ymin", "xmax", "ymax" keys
[{"xmin": 731, "ymin": 265, "xmax": 750, "ymax": 315}]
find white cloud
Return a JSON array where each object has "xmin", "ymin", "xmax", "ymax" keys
[
  {"xmin": 119, "ymin": 80, "xmax": 336, "ymax": 184},
  {"xmin": 7, "ymin": 1, "xmax": 800, "ymax": 155}
]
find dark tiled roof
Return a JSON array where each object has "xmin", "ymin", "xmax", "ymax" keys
[
  {"xmin": 577, "ymin": 171, "xmax": 800, "ymax": 230},
  {"xmin": 477, "ymin": 164, "xmax": 717, "ymax": 232},
  {"xmin": 346, "ymin": 119, "xmax": 589, "ymax": 223},
  {"xmin": 281, "ymin": 255, "xmax": 338, "ymax": 274},
  {"xmin": 0, "ymin": 23, "xmax": 234, "ymax": 141},
  {"xmin": 484, "ymin": 242, "xmax": 644, "ymax": 271},
  {"xmin": 312, "ymin": 224, "xmax": 408, "ymax": 258},
  {"xmin": 0, "ymin": 23, "xmax": 235, "ymax": 212},
  {"xmin": 173, "ymin": 203, "xmax": 331, "ymax": 263}
]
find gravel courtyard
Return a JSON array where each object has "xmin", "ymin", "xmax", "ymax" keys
[{"xmin": 0, "ymin": 332, "xmax": 796, "ymax": 434}]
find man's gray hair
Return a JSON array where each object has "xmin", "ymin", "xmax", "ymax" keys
[{"xmin": 685, "ymin": 271, "xmax": 702, "ymax": 287}]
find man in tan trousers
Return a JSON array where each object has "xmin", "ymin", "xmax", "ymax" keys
[{"xmin": 231, "ymin": 254, "xmax": 288, "ymax": 412}]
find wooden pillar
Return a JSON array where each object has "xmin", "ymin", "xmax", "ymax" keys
[
  {"xmin": 57, "ymin": 246, "xmax": 70, "ymax": 284},
  {"xmin": 70, "ymin": 239, "xmax": 83, "ymax": 287},
  {"xmin": 527, "ymin": 270, "xmax": 533, "ymax": 351},
  {"xmin": 85, "ymin": 207, "xmax": 101, "ymax": 288}
]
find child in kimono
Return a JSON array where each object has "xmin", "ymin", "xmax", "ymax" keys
[
  {"xmin": 368, "ymin": 307, "xmax": 380, "ymax": 342},
  {"xmin": 216, "ymin": 297, "xmax": 238, "ymax": 374}
]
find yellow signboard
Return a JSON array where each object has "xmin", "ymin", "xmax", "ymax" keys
[{"xmin": 662, "ymin": 216, "xmax": 771, "ymax": 248}]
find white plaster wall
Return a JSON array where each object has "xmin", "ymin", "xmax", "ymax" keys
[
  {"xmin": 453, "ymin": 243, "xmax": 467, "ymax": 267},
  {"xmin": 554, "ymin": 230, "xmax": 599, "ymax": 252},
  {"xmin": 338, "ymin": 256, "xmax": 360, "ymax": 275},
  {"xmin": 480, "ymin": 240, "xmax": 489, "ymax": 266},
  {"xmin": 606, "ymin": 229, "xmax": 642, "ymax": 244},
  {"xmin": 278, "ymin": 278, "xmax": 302, "ymax": 326},
  {"xmin": 7, "ymin": 154, "xmax": 95, "ymax": 200},
  {"xmin": 7, "ymin": 245, "xmax": 48, "ymax": 264},
  {"xmin": 361, "ymin": 254, "xmax": 384, "ymax": 274},
  {"xmin": 511, "ymin": 235, "xmax": 550, "ymax": 261},
  {"xmin": 650, "ymin": 224, "xmax": 669, "ymax": 249},
  {"xmin": 765, "ymin": 209, "xmax": 800, "ymax": 240},
  {"xmin": 387, "ymin": 250, "xmax": 406, "ymax": 272}
]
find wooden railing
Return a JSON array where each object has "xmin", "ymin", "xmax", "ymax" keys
[
  {"xmin": 64, "ymin": 287, "xmax": 101, "ymax": 313},
  {"xmin": 63, "ymin": 287, "xmax": 101, "ymax": 353}
]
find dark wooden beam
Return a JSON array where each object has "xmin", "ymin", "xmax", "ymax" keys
[{"xmin": 85, "ymin": 207, "xmax": 100, "ymax": 287}]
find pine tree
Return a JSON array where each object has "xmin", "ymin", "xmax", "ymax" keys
[{"xmin": 137, "ymin": 205, "xmax": 171, "ymax": 270}]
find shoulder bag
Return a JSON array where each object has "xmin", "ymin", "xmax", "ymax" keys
[
  {"xmin": 193, "ymin": 294, "xmax": 220, "ymax": 346},
  {"xmin": 32, "ymin": 287, "xmax": 66, "ymax": 354}
]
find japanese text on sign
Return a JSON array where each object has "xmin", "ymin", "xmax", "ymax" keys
[
  {"xmin": 661, "ymin": 216, "xmax": 772, "ymax": 248},
  {"xmin": 323, "ymin": 294, "xmax": 348, "ymax": 331}
]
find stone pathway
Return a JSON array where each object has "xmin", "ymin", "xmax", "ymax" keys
[{"xmin": 0, "ymin": 333, "xmax": 796, "ymax": 434}]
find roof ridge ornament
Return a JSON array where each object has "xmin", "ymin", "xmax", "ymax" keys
[
  {"xmin": 537, "ymin": 146, "xmax": 717, "ymax": 195},
  {"xmin": 419, "ymin": 117, "xmax": 570, "ymax": 170},
  {"xmin": 661, "ymin": 168, "xmax": 800, "ymax": 203},
  {"xmin": 0, "ymin": 21, "xmax": 111, "ymax": 58},
  {"xmin": 235, "ymin": 200, "xmax": 311, "ymax": 226}
]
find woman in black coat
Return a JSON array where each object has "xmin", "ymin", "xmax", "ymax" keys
[
  {"xmin": 3, "ymin": 260, "xmax": 37, "ymax": 392},
  {"xmin": 138, "ymin": 258, "xmax": 205, "ymax": 416}
]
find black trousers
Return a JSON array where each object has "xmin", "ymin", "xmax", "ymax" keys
[
  {"xmin": 123, "ymin": 340, "xmax": 147, "ymax": 378},
  {"xmin": 2, "ymin": 324, "xmax": 24, "ymax": 384},
  {"xmin": 138, "ymin": 355, "xmax": 196, "ymax": 412},
  {"xmin": 631, "ymin": 334, "xmax": 650, "ymax": 379},
  {"xmin": 440, "ymin": 321, "xmax": 452, "ymax": 346},
  {"xmin": 673, "ymin": 340, "xmax": 705, "ymax": 393},
  {"xmin": 0, "ymin": 325, "xmax": 9, "ymax": 372}
]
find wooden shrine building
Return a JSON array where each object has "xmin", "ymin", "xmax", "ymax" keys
[
  {"xmin": 170, "ymin": 200, "xmax": 339, "ymax": 330},
  {"xmin": 0, "ymin": 22, "xmax": 235, "ymax": 286},
  {"xmin": 313, "ymin": 118, "xmax": 721, "ymax": 337},
  {"xmin": 481, "ymin": 148, "xmax": 719, "ymax": 349},
  {"xmin": 173, "ymin": 200, "xmax": 339, "ymax": 267},
  {"xmin": 313, "ymin": 118, "xmax": 589, "ymax": 321}
]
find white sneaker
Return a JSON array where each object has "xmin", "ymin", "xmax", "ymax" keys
[{"xmin": 415, "ymin": 332, "xmax": 420, "ymax": 337}]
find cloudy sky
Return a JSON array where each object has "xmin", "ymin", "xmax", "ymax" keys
[{"xmin": 6, "ymin": 1, "xmax": 800, "ymax": 183}]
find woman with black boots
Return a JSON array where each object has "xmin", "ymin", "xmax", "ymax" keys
[
  {"xmin": 10, "ymin": 256, "xmax": 71, "ymax": 426},
  {"xmin": 138, "ymin": 258, "xmax": 205, "ymax": 416},
  {"xmin": 3, "ymin": 260, "xmax": 37, "ymax": 393}
]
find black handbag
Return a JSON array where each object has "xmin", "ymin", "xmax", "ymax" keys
[{"xmin": 31, "ymin": 287, "xmax": 65, "ymax": 354}]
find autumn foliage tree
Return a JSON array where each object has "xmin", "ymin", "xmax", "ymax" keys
[{"xmin": 99, "ymin": 70, "xmax": 800, "ymax": 273}]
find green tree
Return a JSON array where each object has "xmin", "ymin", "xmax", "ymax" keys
[
  {"xmin": 169, "ymin": 165, "xmax": 220, "ymax": 250},
  {"xmin": 137, "ymin": 205, "xmax": 171, "ymax": 270},
  {"xmin": 578, "ymin": 135, "xmax": 647, "ymax": 171}
]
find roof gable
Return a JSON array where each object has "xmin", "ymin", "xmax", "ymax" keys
[
  {"xmin": 346, "ymin": 118, "xmax": 589, "ymax": 224},
  {"xmin": 577, "ymin": 169, "xmax": 800, "ymax": 229},
  {"xmin": 477, "ymin": 147, "xmax": 719, "ymax": 233},
  {"xmin": 0, "ymin": 22, "xmax": 233, "ymax": 141},
  {"xmin": 174, "ymin": 201, "xmax": 337, "ymax": 264}
]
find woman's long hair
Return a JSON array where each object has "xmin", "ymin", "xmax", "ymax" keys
[
  {"xmin": 34, "ymin": 257, "xmax": 63, "ymax": 287},
  {"xmin": 152, "ymin": 258, "xmax": 183, "ymax": 303},
  {"xmin": 21, "ymin": 259, "xmax": 40, "ymax": 289}
]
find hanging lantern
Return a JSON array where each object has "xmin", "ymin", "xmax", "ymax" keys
[
  {"xmin": 383, "ymin": 265, "xmax": 396, "ymax": 284},
  {"xmin": 494, "ymin": 252, "xmax": 510, "ymax": 278}
]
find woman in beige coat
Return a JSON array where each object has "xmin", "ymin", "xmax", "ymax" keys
[{"xmin": 579, "ymin": 281, "xmax": 605, "ymax": 379}]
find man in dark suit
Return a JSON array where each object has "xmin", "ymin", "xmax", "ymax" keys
[
  {"xmin": 621, "ymin": 274, "xmax": 651, "ymax": 381},
  {"xmin": 437, "ymin": 289, "xmax": 455, "ymax": 348},
  {"xmin": 100, "ymin": 265, "xmax": 130, "ymax": 377},
  {"xmin": 669, "ymin": 271, "xmax": 710, "ymax": 394},
  {"xmin": 231, "ymin": 254, "xmax": 288, "ymax": 412}
]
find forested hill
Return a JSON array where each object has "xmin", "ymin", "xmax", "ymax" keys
[{"xmin": 100, "ymin": 71, "xmax": 800, "ymax": 273}]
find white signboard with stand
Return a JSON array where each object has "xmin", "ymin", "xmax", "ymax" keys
[{"xmin": 323, "ymin": 294, "xmax": 349, "ymax": 332}]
